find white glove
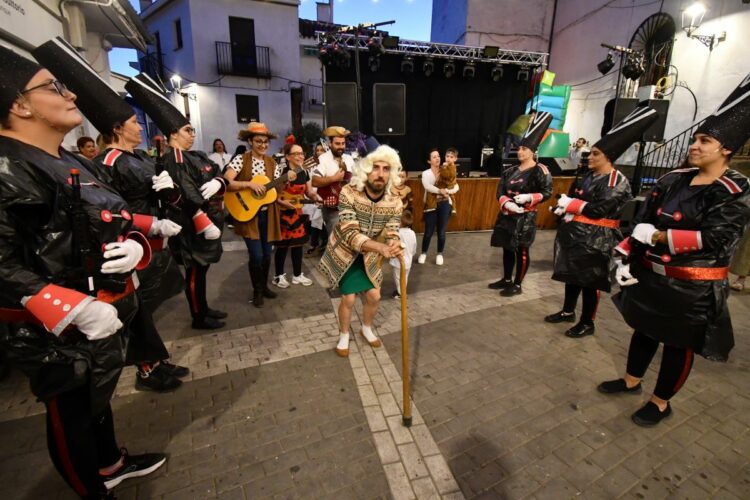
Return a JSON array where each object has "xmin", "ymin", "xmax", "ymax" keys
[
  {"xmin": 203, "ymin": 223, "xmax": 221, "ymax": 240},
  {"xmin": 73, "ymin": 300, "xmax": 123, "ymax": 340},
  {"xmin": 615, "ymin": 259, "xmax": 639, "ymax": 287},
  {"xmin": 513, "ymin": 193, "xmax": 533, "ymax": 205},
  {"xmin": 149, "ymin": 218, "xmax": 182, "ymax": 237},
  {"xmin": 631, "ymin": 223, "xmax": 658, "ymax": 246},
  {"xmin": 151, "ymin": 171, "xmax": 174, "ymax": 192},
  {"xmin": 563, "ymin": 213, "xmax": 574, "ymax": 222},
  {"xmin": 503, "ymin": 201, "xmax": 525, "ymax": 214},
  {"xmin": 200, "ymin": 179, "xmax": 223, "ymax": 199},
  {"xmin": 556, "ymin": 194, "xmax": 573, "ymax": 212},
  {"xmin": 100, "ymin": 239, "xmax": 144, "ymax": 274},
  {"xmin": 553, "ymin": 206, "xmax": 565, "ymax": 216}
]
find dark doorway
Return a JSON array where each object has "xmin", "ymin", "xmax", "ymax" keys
[
  {"xmin": 229, "ymin": 17, "xmax": 257, "ymax": 76},
  {"xmin": 291, "ymin": 88, "xmax": 303, "ymax": 131}
]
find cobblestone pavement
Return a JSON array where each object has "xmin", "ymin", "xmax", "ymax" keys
[{"xmin": 0, "ymin": 231, "xmax": 749, "ymax": 499}]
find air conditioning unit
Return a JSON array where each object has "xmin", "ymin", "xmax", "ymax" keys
[{"xmin": 637, "ymin": 85, "xmax": 659, "ymax": 101}]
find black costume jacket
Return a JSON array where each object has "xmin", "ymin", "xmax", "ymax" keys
[
  {"xmin": 490, "ymin": 163, "xmax": 552, "ymax": 249},
  {"xmin": 0, "ymin": 137, "xmax": 149, "ymax": 411},
  {"xmin": 614, "ymin": 167, "xmax": 750, "ymax": 361},
  {"xmin": 163, "ymin": 148, "xmax": 225, "ymax": 267},
  {"xmin": 552, "ymin": 169, "xmax": 633, "ymax": 292},
  {"xmin": 94, "ymin": 147, "xmax": 183, "ymax": 313}
]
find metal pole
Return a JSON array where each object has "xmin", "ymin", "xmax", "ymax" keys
[
  {"xmin": 354, "ymin": 28, "xmax": 362, "ymax": 132},
  {"xmin": 611, "ymin": 54, "xmax": 625, "ymax": 130},
  {"xmin": 399, "ymin": 255, "xmax": 411, "ymax": 427},
  {"xmin": 632, "ymin": 139, "xmax": 646, "ymax": 195}
]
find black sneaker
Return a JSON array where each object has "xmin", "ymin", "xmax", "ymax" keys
[
  {"xmin": 632, "ymin": 401, "xmax": 672, "ymax": 427},
  {"xmin": 500, "ymin": 284, "xmax": 522, "ymax": 297},
  {"xmin": 392, "ymin": 290, "xmax": 400, "ymax": 299},
  {"xmin": 544, "ymin": 310, "xmax": 576, "ymax": 323},
  {"xmin": 597, "ymin": 378, "xmax": 642, "ymax": 394},
  {"xmin": 488, "ymin": 278, "xmax": 513, "ymax": 290},
  {"xmin": 206, "ymin": 308, "xmax": 228, "ymax": 319},
  {"xmin": 158, "ymin": 361, "xmax": 189, "ymax": 379},
  {"xmin": 565, "ymin": 322, "xmax": 596, "ymax": 338},
  {"xmin": 191, "ymin": 317, "xmax": 225, "ymax": 330},
  {"xmin": 101, "ymin": 448, "xmax": 167, "ymax": 489},
  {"xmin": 262, "ymin": 288, "xmax": 277, "ymax": 299},
  {"xmin": 135, "ymin": 369, "xmax": 181, "ymax": 393}
]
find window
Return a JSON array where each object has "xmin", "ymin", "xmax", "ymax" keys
[
  {"xmin": 174, "ymin": 19, "xmax": 183, "ymax": 50},
  {"xmin": 301, "ymin": 46, "xmax": 319, "ymax": 57},
  {"xmin": 236, "ymin": 94, "xmax": 259, "ymax": 123}
]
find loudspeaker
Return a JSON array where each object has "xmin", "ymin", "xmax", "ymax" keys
[
  {"xmin": 538, "ymin": 157, "xmax": 576, "ymax": 176},
  {"xmin": 373, "ymin": 83, "xmax": 406, "ymax": 135},
  {"xmin": 602, "ymin": 97, "xmax": 669, "ymax": 142},
  {"xmin": 324, "ymin": 82, "xmax": 358, "ymax": 132}
]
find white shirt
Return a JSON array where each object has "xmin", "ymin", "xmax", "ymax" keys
[
  {"xmin": 311, "ymin": 150, "xmax": 354, "ymax": 178},
  {"xmin": 421, "ymin": 168, "xmax": 460, "ymax": 203},
  {"xmin": 208, "ymin": 152, "xmax": 232, "ymax": 171},
  {"xmin": 390, "ymin": 227, "xmax": 417, "ymax": 270},
  {"xmin": 227, "ymin": 155, "xmax": 283, "ymax": 179}
]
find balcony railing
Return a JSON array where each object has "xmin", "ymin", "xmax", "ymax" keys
[
  {"xmin": 634, "ymin": 122, "xmax": 702, "ymax": 191},
  {"xmin": 216, "ymin": 41, "xmax": 271, "ymax": 78},
  {"xmin": 138, "ymin": 52, "xmax": 164, "ymax": 82}
]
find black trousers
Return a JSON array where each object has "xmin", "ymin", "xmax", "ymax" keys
[
  {"xmin": 45, "ymin": 384, "xmax": 121, "ymax": 499},
  {"xmin": 503, "ymin": 246, "xmax": 530, "ymax": 285},
  {"xmin": 562, "ymin": 284, "xmax": 600, "ymax": 325},
  {"xmin": 626, "ymin": 330, "xmax": 695, "ymax": 400},
  {"xmin": 184, "ymin": 264, "xmax": 209, "ymax": 321},
  {"xmin": 275, "ymin": 246, "xmax": 303, "ymax": 277}
]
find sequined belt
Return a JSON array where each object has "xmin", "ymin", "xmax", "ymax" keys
[
  {"xmin": 572, "ymin": 214, "xmax": 620, "ymax": 229},
  {"xmin": 641, "ymin": 258, "xmax": 728, "ymax": 281}
]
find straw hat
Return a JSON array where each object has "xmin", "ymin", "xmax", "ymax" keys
[
  {"xmin": 323, "ymin": 126, "xmax": 351, "ymax": 138},
  {"xmin": 238, "ymin": 121, "xmax": 278, "ymax": 141}
]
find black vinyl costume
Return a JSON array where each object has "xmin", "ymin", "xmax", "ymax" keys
[
  {"xmin": 0, "ymin": 137, "xmax": 141, "ymax": 412},
  {"xmin": 552, "ymin": 169, "xmax": 632, "ymax": 292},
  {"xmin": 614, "ymin": 167, "xmax": 750, "ymax": 361},
  {"xmin": 490, "ymin": 163, "xmax": 552, "ymax": 250}
]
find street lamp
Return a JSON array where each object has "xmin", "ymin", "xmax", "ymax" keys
[
  {"xmin": 681, "ymin": 2, "xmax": 726, "ymax": 50},
  {"xmin": 170, "ymin": 74, "xmax": 182, "ymax": 91}
]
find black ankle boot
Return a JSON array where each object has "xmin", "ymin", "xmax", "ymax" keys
[
  {"xmin": 261, "ymin": 259, "xmax": 277, "ymax": 299},
  {"xmin": 249, "ymin": 263, "xmax": 264, "ymax": 307}
]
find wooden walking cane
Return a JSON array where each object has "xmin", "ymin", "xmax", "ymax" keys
[{"xmin": 398, "ymin": 254, "xmax": 412, "ymax": 427}]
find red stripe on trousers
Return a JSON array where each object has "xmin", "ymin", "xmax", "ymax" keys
[
  {"xmin": 48, "ymin": 399, "xmax": 89, "ymax": 497},
  {"xmin": 189, "ymin": 268, "xmax": 199, "ymax": 314},
  {"xmin": 592, "ymin": 290, "xmax": 601, "ymax": 320},
  {"xmin": 519, "ymin": 248, "xmax": 528, "ymax": 283},
  {"xmin": 674, "ymin": 348, "xmax": 694, "ymax": 393}
]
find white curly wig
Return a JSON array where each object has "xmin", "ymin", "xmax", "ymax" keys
[{"xmin": 350, "ymin": 144, "xmax": 403, "ymax": 192}]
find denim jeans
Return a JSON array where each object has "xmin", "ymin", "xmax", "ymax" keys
[
  {"xmin": 422, "ymin": 200, "xmax": 452, "ymax": 253},
  {"xmin": 243, "ymin": 210, "xmax": 273, "ymax": 262}
]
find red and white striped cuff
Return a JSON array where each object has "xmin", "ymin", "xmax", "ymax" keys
[
  {"xmin": 528, "ymin": 193, "xmax": 544, "ymax": 208},
  {"xmin": 131, "ymin": 214, "xmax": 156, "ymax": 235},
  {"xmin": 126, "ymin": 231, "xmax": 152, "ymax": 270},
  {"xmin": 193, "ymin": 210, "xmax": 213, "ymax": 234},
  {"xmin": 22, "ymin": 284, "xmax": 94, "ymax": 336},
  {"xmin": 565, "ymin": 198, "xmax": 587, "ymax": 215},
  {"xmin": 213, "ymin": 177, "xmax": 227, "ymax": 197},
  {"xmin": 614, "ymin": 237, "xmax": 632, "ymax": 257},
  {"xmin": 668, "ymin": 229, "xmax": 702, "ymax": 254},
  {"xmin": 498, "ymin": 195, "xmax": 512, "ymax": 209}
]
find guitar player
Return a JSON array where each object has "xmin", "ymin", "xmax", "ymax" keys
[
  {"xmin": 224, "ymin": 122, "xmax": 297, "ymax": 307},
  {"xmin": 311, "ymin": 126, "xmax": 355, "ymax": 233}
]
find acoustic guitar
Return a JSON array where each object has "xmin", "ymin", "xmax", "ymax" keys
[{"xmin": 225, "ymin": 167, "xmax": 303, "ymax": 222}]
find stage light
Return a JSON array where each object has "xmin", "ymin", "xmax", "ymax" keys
[
  {"xmin": 490, "ymin": 64, "xmax": 504, "ymax": 82},
  {"xmin": 401, "ymin": 56, "xmax": 414, "ymax": 74},
  {"xmin": 443, "ymin": 59, "xmax": 455, "ymax": 79},
  {"xmin": 597, "ymin": 52, "xmax": 615, "ymax": 75},
  {"xmin": 332, "ymin": 43, "xmax": 351, "ymax": 69},
  {"xmin": 367, "ymin": 37, "xmax": 384, "ymax": 55},
  {"xmin": 318, "ymin": 45, "xmax": 333, "ymax": 66},
  {"xmin": 423, "ymin": 58, "xmax": 434, "ymax": 77},
  {"xmin": 622, "ymin": 53, "xmax": 645, "ymax": 80},
  {"xmin": 382, "ymin": 36, "xmax": 400, "ymax": 49},
  {"xmin": 483, "ymin": 46, "xmax": 499, "ymax": 58},
  {"xmin": 369, "ymin": 55, "xmax": 380, "ymax": 72},
  {"xmin": 462, "ymin": 61, "xmax": 475, "ymax": 79},
  {"xmin": 517, "ymin": 66, "xmax": 529, "ymax": 81}
]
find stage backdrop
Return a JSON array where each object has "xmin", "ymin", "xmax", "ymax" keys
[{"xmin": 324, "ymin": 53, "xmax": 530, "ymax": 170}]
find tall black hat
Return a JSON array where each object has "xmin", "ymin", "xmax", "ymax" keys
[
  {"xmin": 125, "ymin": 73, "xmax": 189, "ymax": 135},
  {"xmin": 593, "ymin": 104, "xmax": 658, "ymax": 162},
  {"xmin": 519, "ymin": 111, "xmax": 553, "ymax": 151},
  {"xmin": 0, "ymin": 46, "xmax": 42, "ymax": 119},
  {"xmin": 695, "ymin": 73, "xmax": 750, "ymax": 156},
  {"xmin": 32, "ymin": 37, "xmax": 134, "ymax": 133}
]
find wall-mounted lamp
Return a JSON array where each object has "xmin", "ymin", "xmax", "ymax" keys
[
  {"xmin": 681, "ymin": 2, "xmax": 726, "ymax": 50},
  {"xmin": 170, "ymin": 74, "xmax": 182, "ymax": 91}
]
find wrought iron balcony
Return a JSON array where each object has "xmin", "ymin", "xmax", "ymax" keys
[{"xmin": 215, "ymin": 41, "xmax": 271, "ymax": 78}]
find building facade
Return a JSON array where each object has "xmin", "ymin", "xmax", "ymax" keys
[{"xmin": 138, "ymin": 0, "xmax": 325, "ymax": 155}]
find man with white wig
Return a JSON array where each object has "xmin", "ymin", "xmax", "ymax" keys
[{"xmin": 318, "ymin": 145, "xmax": 404, "ymax": 356}]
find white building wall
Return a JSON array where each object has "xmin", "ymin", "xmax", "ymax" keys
[
  {"xmin": 549, "ymin": 0, "xmax": 750, "ymax": 155},
  {"xmin": 463, "ymin": 0, "xmax": 555, "ymax": 52}
]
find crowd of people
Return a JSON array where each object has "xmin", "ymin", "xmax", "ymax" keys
[{"xmin": 0, "ymin": 35, "xmax": 749, "ymax": 499}]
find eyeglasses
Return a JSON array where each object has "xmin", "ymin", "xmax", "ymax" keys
[
  {"xmin": 289, "ymin": 152, "xmax": 305, "ymax": 156},
  {"xmin": 19, "ymin": 79, "xmax": 70, "ymax": 98}
]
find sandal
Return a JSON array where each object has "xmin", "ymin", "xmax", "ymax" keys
[{"xmin": 730, "ymin": 280, "xmax": 745, "ymax": 291}]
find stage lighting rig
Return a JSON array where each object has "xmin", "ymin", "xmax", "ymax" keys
[
  {"xmin": 401, "ymin": 56, "xmax": 414, "ymax": 74},
  {"xmin": 516, "ymin": 66, "xmax": 529, "ymax": 81},
  {"xmin": 622, "ymin": 52, "xmax": 645, "ymax": 80},
  {"xmin": 423, "ymin": 58, "xmax": 435, "ymax": 77},
  {"xmin": 367, "ymin": 37, "xmax": 384, "ymax": 55},
  {"xmin": 463, "ymin": 61, "xmax": 476, "ymax": 79},
  {"xmin": 597, "ymin": 51, "xmax": 615, "ymax": 75},
  {"xmin": 490, "ymin": 64, "xmax": 504, "ymax": 82},
  {"xmin": 369, "ymin": 55, "xmax": 380, "ymax": 72},
  {"xmin": 443, "ymin": 59, "xmax": 455, "ymax": 79}
]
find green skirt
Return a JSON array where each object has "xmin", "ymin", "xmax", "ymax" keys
[{"xmin": 339, "ymin": 255, "xmax": 375, "ymax": 294}]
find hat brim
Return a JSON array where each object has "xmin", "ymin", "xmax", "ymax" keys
[{"xmin": 239, "ymin": 130, "xmax": 278, "ymax": 141}]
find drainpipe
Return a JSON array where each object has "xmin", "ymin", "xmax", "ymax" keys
[{"xmin": 547, "ymin": 0, "xmax": 558, "ymax": 67}]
